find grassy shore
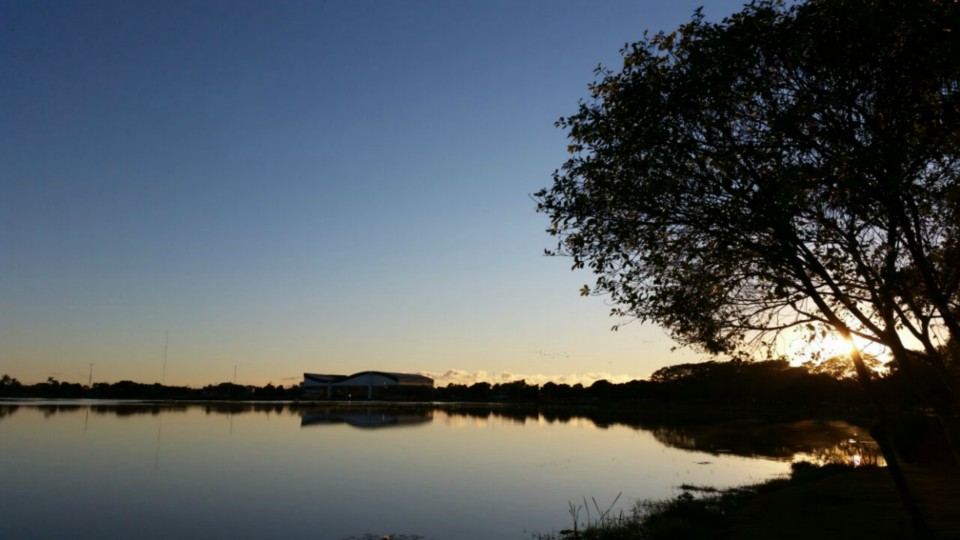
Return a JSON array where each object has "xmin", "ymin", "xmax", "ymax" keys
[{"xmin": 536, "ymin": 462, "xmax": 960, "ymax": 540}]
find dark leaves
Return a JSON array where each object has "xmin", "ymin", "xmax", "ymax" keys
[{"xmin": 536, "ymin": 0, "xmax": 960, "ymax": 359}]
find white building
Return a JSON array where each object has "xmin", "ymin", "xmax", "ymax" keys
[{"xmin": 303, "ymin": 371, "xmax": 434, "ymax": 399}]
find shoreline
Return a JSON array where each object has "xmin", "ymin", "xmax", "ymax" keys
[{"xmin": 536, "ymin": 462, "xmax": 960, "ymax": 539}]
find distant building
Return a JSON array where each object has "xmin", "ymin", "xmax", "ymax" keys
[{"xmin": 303, "ymin": 371, "xmax": 434, "ymax": 400}]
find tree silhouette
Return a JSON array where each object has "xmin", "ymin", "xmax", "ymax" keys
[
  {"xmin": 803, "ymin": 354, "xmax": 883, "ymax": 380},
  {"xmin": 537, "ymin": 0, "xmax": 960, "ymax": 527}
]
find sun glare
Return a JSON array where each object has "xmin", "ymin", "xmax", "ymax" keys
[
  {"xmin": 784, "ymin": 330, "xmax": 857, "ymax": 366},
  {"xmin": 814, "ymin": 333, "xmax": 856, "ymax": 359}
]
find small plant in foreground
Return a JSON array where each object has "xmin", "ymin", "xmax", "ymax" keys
[
  {"xmin": 533, "ymin": 492, "xmax": 647, "ymax": 539},
  {"xmin": 533, "ymin": 462, "xmax": 869, "ymax": 540}
]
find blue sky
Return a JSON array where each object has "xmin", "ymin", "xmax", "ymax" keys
[{"xmin": 2, "ymin": 0, "xmax": 749, "ymax": 386}]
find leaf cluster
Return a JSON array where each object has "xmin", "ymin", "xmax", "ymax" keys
[{"xmin": 537, "ymin": 0, "xmax": 960, "ymax": 361}]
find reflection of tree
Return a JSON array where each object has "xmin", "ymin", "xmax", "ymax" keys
[
  {"xmin": 2, "ymin": 401, "xmax": 880, "ymax": 463},
  {"xmin": 0, "ymin": 405, "xmax": 19, "ymax": 421},
  {"xmin": 92, "ymin": 404, "xmax": 181, "ymax": 416},
  {"xmin": 802, "ymin": 439, "xmax": 886, "ymax": 467},
  {"xmin": 433, "ymin": 405, "xmax": 543, "ymax": 425},
  {"xmin": 87, "ymin": 402, "xmax": 299, "ymax": 417},
  {"xmin": 652, "ymin": 426, "xmax": 798, "ymax": 460},
  {"xmin": 343, "ymin": 535, "xmax": 423, "ymax": 540},
  {"xmin": 38, "ymin": 405, "xmax": 82, "ymax": 418},
  {"xmin": 649, "ymin": 420, "xmax": 873, "ymax": 462},
  {"xmin": 386, "ymin": 407, "xmax": 875, "ymax": 463}
]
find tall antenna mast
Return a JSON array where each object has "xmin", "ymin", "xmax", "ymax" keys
[
  {"xmin": 88, "ymin": 363, "xmax": 93, "ymax": 387},
  {"xmin": 162, "ymin": 330, "xmax": 169, "ymax": 385}
]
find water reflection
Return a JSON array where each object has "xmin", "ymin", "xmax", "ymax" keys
[
  {"xmin": 0, "ymin": 404, "xmax": 18, "ymax": 419},
  {"xmin": 0, "ymin": 400, "xmax": 881, "ymax": 540},
  {"xmin": 301, "ymin": 408, "xmax": 432, "ymax": 429},
  {"xmin": 800, "ymin": 437, "xmax": 885, "ymax": 467},
  {"xmin": 0, "ymin": 401, "xmax": 878, "ymax": 465},
  {"xmin": 648, "ymin": 419, "xmax": 883, "ymax": 466}
]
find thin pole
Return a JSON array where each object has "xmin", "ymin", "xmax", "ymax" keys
[{"xmin": 88, "ymin": 363, "xmax": 93, "ymax": 387}]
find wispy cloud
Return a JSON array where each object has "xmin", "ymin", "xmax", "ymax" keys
[{"xmin": 418, "ymin": 369, "xmax": 639, "ymax": 387}]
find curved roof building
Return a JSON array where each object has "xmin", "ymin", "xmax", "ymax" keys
[{"xmin": 303, "ymin": 371, "xmax": 434, "ymax": 399}]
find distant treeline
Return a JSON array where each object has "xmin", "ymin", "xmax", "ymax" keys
[
  {"xmin": 437, "ymin": 359, "xmax": 876, "ymax": 418},
  {"xmin": 0, "ymin": 375, "xmax": 295, "ymax": 400},
  {"xmin": 0, "ymin": 359, "xmax": 925, "ymax": 417}
]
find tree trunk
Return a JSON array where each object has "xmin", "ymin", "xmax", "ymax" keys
[{"xmin": 848, "ymin": 341, "xmax": 931, "ymax": 536}]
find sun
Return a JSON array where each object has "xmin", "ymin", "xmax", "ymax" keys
[
  {"xmin": 813, "ymin": 333, "xmax": 856, "ymax": 360},
  {"xmin": 784, "ymin": 330, "xmax": 856, "ymax": 365}
]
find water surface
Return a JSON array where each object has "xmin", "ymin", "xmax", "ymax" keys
[{"xmin": 0, "ymin": 402, "xmax": 877, "ymax": 539}]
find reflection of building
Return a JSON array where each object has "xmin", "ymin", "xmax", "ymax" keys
[
  {"xmin": 303, "ymin": 371, "xmax": 434, "ymax": 400},
  {"xmin": 300, "ymin": 409, "xmax": 432, "ymax": 429}
]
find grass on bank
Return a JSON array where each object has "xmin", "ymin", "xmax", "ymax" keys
[
  {"xmin": 533, "ymin": 477, "xmax": 770, "ymax": 540},
  {"xmin": 535, "ymin": 461, "xmax": 960, "ymax": 540}
]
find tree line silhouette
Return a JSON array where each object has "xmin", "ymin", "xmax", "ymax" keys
[
  {"xmin": 0, "ymin": 375, "xmax": 296, "ymax": 400},
  {"xmin": 0, "ymin": 358, "xmax": 932, "ymax": 418}
]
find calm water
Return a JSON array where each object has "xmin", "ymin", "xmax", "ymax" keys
[{"xmin": 0, "ymin": 401, "xmax": 878, "ymax": 539}]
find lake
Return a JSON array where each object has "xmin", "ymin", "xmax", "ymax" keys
[{"xmin": 0, "ymin": 401, "xmax": 879, "ymax": 539}]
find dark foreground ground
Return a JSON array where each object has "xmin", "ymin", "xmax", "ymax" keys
[
  {"xmin": 726, "ymin": 465, "xmax": 960, "ymax": 540},
  {"xmin": 542, "ymin": 464, "xmax": 960, "ymax": 540}
]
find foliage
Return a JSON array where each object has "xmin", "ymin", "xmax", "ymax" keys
[
  {"xmin": 537, "ymin": 0, "xmax": 960, "ymax": 471},
  {"xmin": 802, "ymin": 353, "xmax": 883, "ymax": 379},
  {"xmin": 0, "ymin": 359, "xmax": 874, "ymax": 414},
  {"xmin": 0, "ymin": 377, "xmax": 301, "ymax": 400},
  {"xmin": 559, "ymin": 493, "xmax": 636, "ymax": 539},
  {"xmin": 537, "ymin": 0, "xmax": 960, "ymax": 380},
  {"xmin": 535, "ymin": 462, "xmax": 870, "ymax": 540},
  {"xmin": 432, "ymin": 359, "xmax": 871, "ymax": 415}
]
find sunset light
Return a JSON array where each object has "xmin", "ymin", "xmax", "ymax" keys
[
  {"xmin": 809, "ymin": 332, "xmax": 856, "ymax": 361},
  {"xmin": 784, "ymin": 329, "xmax": 856, "ymax": 366},
  {"xmin": 4, "ymin": 0, "xmax": 959, "ymax": 538}
]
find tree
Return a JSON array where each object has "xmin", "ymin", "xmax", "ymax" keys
[
  {"xmin": 803, "ymin": 354, "xmax": 883, "ymax": 380},
  {"xmin": 537, "ymin": 0, "xmax": 960, "ymax": 527},
  {"xmin": 0, "ymin": 374, "xmax": 21, "ymax": 397}
]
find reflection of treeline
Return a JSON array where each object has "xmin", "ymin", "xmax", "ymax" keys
[
  {"xmin": 647, "ymin": 420, "xmax": 879, "ymax": 462},
  {"xmin": 430, "ymin": 406, "xmax": 881, "ymax": 465},
  {"xmin": 0, "ymin": 399, "xmax": 881, "ymax": 465},
  {"xmin": 0, "ymin": 404, "xmax": 20, "ymax": 419},
  {"xmin": 432, "ymin": 407, "xmax": 886, "ymax": 466},
  {"xmin": 89, "ymin": 402, "xmax": 294, "ymax": 416}
]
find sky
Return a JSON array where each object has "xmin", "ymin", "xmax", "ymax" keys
[{"xmin": 2, "ymin": 0, "xmax": 752, "ymax": 387}]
